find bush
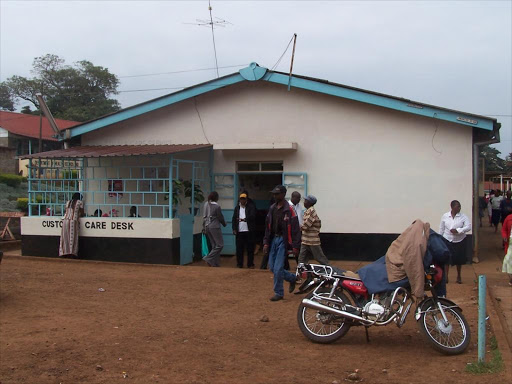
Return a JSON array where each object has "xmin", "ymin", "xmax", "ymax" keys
[
  {"xmin": 0, "ymin": 174, "xmax": 27, "ymax": 188},
  {"xmin": 17, "ymin": 198, "xmax": 28, "ymax": 211}
]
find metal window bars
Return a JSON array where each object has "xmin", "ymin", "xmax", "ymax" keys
[{"xmin": 27, "ymin": 155, "xmax": 210, "ymax": 219}]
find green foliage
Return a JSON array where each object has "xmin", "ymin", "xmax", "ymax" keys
[
  {"xmin": 4, "ymin": 54, "xmax": 120, "ymax": 122},
  {"xmin": 0, "ymin": 173, "xmax": 27, "ymax": 188},
  {"xmin": 480, "ymin": 145, "xmax": 506, "ymax": 172},
  {"xmin": 16, "ymin": 198, "xmax": 28, "ymax": 211},
  {"xmin": 465, "ymin": 336, "xmax": 503, "ymax": 374},
  {"xmin": 164, "ymin": 180, "xmax": 184, "ymax": 207},
  {"xmin": 183, "ymin": 180, "xmax": 205, "ymax": 204},
  {"xmin": 0, "ymin": 82, "xmax": 15, "ymax": 111}
]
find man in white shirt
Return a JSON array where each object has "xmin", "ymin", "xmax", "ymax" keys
[
  {"xmin": 232, "ymin": 193, "xmax": 256, "ymax": 268},
  {"xmin": 439, "ymin": 200, "xmax": 471, "ymax": 284},
  {"xmin": 288, "ymin": 191, "xmax": 304, "ymax": 227},
  {"xmin": 491, "ymin": 190, "xmax": 504, "ymax": 233}
]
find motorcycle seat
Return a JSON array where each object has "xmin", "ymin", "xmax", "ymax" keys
[{"xmin": 331, "ymin": 267, "xmax": 361, "ymax": 280}]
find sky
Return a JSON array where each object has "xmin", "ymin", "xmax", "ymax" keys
[{"xmin": 1, "ymin": 0, "xmax": 511, "ymax": 158}]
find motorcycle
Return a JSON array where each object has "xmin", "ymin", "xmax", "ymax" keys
[{"xmin": 295, "ymin": 263, "xmax": 471, "ymax": 355}]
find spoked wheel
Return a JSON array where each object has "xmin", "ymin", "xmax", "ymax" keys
[
  {"xmin": 297, "ymin": 288, "xmax": 352, "ymax": 343},
  {"xmin": 419, "ymin": 302, "xmax": 471, "ymax": 355}
]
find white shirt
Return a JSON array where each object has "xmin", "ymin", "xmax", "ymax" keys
[
  {"xmin": 439, "ymin": 211, "xmax": 471, "ymax": 243},
  {"xmin": 491, "ymin": 196, "xmax": 503, "ymax": 210},
  {"xmin": 288, "ymin": 201, "xmax": 304, "ymax": 226},
  {"xmin": 238, "ymin": 205, "xmax": 249, "ymax": 232}
]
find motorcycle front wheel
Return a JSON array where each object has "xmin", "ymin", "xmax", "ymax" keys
[
  {"xmin": 418, "ymin": 302, "xmax": 471, "ymax": 355},
  {"xmin": 297, "ymin": 288, "xmax": 352, "ymax": 344}
]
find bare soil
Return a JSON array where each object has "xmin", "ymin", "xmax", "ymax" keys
[{"xmin": 0, "ymin": 256, "xmax": 506, "ymax": 384}]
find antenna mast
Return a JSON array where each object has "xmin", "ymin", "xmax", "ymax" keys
[{"xmin": 185, "ymin": 1, "xmax": 232, "ymax": 78}]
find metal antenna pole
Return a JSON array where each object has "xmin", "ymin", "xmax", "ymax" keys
[
  {"xmin": 208, "ymin": 0, "xmax": 220, "ymax": 78},
  {"xmin": 287, "ymin": 34, "xmax": 297, "ymax": 91},
  {"xmin": 184, "ymin": 1, "xmax": 231, "ymax": 78}
]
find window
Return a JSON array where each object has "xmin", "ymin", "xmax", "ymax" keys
[{"xmin": 237, "ymin": 161, "xmax": 283, "ymax": 172}]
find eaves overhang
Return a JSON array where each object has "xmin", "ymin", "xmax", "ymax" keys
[{"xmin": 63, "ymin": 62, "xmax": 498, "ymax": 140}]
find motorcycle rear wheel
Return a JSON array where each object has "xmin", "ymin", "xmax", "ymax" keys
[
  {"xmin": 419, "ymin": 303, "xmax": 470, "ymax": 355},
  {"xmin": 297, "ymin": 288, "xmax": 352, "ymax": 343}
]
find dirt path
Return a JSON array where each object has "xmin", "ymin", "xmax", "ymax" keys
[{"xmin": 0, "ymin": 256, "xmax": 505, "ymax": 384}]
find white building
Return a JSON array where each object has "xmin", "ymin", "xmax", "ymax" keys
[{"xmin": 21, "ymin": 63, "xmax": 500, "ymax": 264}]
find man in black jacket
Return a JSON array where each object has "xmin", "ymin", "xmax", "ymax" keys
[
  {"xmin": 232, "ymin": 193, "xmax": 257, "ymax": 268},
  {"xmin": 263, "ymin": 185, "xmax": 300, "ymax": 301}
]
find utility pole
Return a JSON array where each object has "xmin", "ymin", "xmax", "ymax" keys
[{"xmin": 287, "ymin": 34, "xmax": 297, "ymax": 91}]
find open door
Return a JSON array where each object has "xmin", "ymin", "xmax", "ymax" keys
[{"xmin": 213, "ymin": 173, "xmax": 237, "ymax": 255}]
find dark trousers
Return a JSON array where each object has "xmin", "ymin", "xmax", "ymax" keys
[{"xmin": 236, "ymin": 231, "xmax": 255, "ymax": 268}]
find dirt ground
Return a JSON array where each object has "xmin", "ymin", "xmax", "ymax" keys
[{"xmin": 0, "ymin": 255, "xmax": 507, "ymax": 384}]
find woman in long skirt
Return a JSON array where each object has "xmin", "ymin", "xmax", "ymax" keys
[
  {"xmin": 59, "ymin": 193, "xmax": 84, "ymax": 258},
  {"xmin": 202, "ymin": 191, "xmax": 226, "ymax": 267}
]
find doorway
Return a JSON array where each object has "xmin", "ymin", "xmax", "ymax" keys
[{"xmin": 238, "ymin": 168, "xmax": 283, "ymax": 249}]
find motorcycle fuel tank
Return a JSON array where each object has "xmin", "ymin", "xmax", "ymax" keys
[{"xmin": 341, "ymin": 279, "xmax": 368, "ymax": 298}]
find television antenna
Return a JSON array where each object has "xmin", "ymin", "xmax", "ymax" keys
[{"xmin": 184, "ymin": 1, "xmax": 232, "ymax": 78}]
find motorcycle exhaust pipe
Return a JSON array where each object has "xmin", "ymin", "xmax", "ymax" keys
[{"xmin": 302, "ymin": 299, "xmax": 372, "ymax": 325}]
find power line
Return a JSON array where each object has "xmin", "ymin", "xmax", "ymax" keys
[
  {"xmin": 119, "ymin": 64, "xmax": 247, "ymax": 79},
  {"xmin": 270, "ymin": 35, "xmax": 295, "ymax": 71}
]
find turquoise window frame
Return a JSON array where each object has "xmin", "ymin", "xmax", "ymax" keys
[{"xmin": 26, "ymin": 152, "xmax": 211, "ymax": 219}]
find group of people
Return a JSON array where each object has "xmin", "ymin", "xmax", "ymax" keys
[
  {"xmin": 443, "ymin": 192, "xmax": 512, "ymax": 287},
  {"xmin": 202, "ymin": 185, "xmax": 330, "ymax": 301},
  {"xmin": 484, "ymin": 190, "xmax": 512, "ymax": 232}
]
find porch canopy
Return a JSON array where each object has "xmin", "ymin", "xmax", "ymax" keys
[
  {"xmin": 21, "ymin": 144, "xmax": 212, "ymax": 159},
  {"xmin": 21, "ymin": 144, "xmax": 212, "ymax": 219}
]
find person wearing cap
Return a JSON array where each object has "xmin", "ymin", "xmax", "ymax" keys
[
  {"xmin": 298, "ymin": 195, "xmax": 330, "ymax": 266},
  {"xmin": 232, "ymin": 193, "xmax": 257, "ymax": 268},
  {"xmin": 263, "ymin": 185, "xmax": 300, "ymax": 301}
]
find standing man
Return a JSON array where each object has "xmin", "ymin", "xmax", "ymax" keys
[
  {"xmin": 491, "ymin": 190, "xmax": 503, "ymax": 233},
  {"xmin": 232, "ymin": 193, "xmax": 256, "ymax": 268},
  {"xmin": 263, "ymin": 185, "xmax": 300, "ymax": 301},
  {"xmin": 288, "ymin": 191, "xmax": 304, "ymax": 226},
  {"xmin": 298, "ymin": 195, "xmax": 330, "ymax": 266},
  {"xmin": 439, "ymin": 200, "xmax": 471, "ymax": 284}
]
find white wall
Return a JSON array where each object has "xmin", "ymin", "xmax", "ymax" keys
[{"xmin": 83, "ymin": 82, "xmax": 473, "ymax": 234}]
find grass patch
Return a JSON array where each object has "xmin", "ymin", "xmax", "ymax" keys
[{"xmin": 465, "ymin": 336, "xmax": 503, "ymax": 374}]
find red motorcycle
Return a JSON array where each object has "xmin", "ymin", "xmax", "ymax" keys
[{"xmin": 296, "ymin": 263, "xmax": 471, "ymax": 355}]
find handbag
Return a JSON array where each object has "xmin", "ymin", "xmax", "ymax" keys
[{"xmin": 201, "ymin": 233, "xmax": 210, "ymax": 257}]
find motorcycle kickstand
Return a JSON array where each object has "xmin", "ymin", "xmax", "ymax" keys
[{"xmin": 364, "ymin": 326, "xmax": 370, "ymax": 343}]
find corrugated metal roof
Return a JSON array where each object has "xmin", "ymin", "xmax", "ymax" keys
[
  {"xmin": 0, "ymin": 111, "xmax": 79, "ymax": 141},
  {"xmin": 20, "ymin": 144, "xmax": 212, "ymax": 159}
]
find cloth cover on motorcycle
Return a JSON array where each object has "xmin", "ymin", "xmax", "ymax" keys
[
  {"xmin": 357, "ymin": 256, "xmax": 409, "ymax": 294},
  {"xmin": 386, "ymin": 220, "xmax": 430, "ymax": 300},
  {"xmin": 357, "ymin": 228, "xmax": 450, "ymax": 297}
]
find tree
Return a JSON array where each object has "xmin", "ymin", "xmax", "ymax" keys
[
  {"xmin": 480, "ymin": 145, "xmax": 506, "ymax": 172},
  {"xmin": 0, "ymin": 83, "xmax": 15, "ymax": 111},
  {"xmin": 4, "ymin": 54, "xmax": 120, "ymax": 122},
  {"xmin": 505, "ymin": 152, "xmax": 512, "ymax": 174}
]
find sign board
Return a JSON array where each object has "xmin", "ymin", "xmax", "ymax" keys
[{"xmin": 21, "ymin": 217, "xmax": 180, "ymax": 239}]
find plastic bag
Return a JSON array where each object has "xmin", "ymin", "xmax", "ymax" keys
[{"xmin": 201, "ymin": 233, "xmax": 209, "ymax": 257}]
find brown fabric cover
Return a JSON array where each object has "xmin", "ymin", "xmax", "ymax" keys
[{"xmin": 385, "ymin": 220, "xmax": 430, "ymax": 299}]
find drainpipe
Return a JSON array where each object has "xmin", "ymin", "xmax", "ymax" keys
[{"xmin": 472, "ymin": 125, "xmax": 500, "ymax": 262}]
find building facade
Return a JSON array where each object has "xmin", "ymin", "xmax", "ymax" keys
[{"xmin": 20, "ymin": 63, "xmax": 500, "ymax": 264}]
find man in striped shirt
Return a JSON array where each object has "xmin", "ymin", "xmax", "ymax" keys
[{"xmin": 298, "ymin": 195, "xmax": 330, "ymax": 265}]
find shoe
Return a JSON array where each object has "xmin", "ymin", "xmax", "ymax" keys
[
  {"xmin": 248, "ymin": 265, "xmax": 255, "ymax": 269},
  {"xmin": 270, "ymin": 295, "xmax": 283, "ymax": 301},
  {"xmin": 472, "ymin": 257, "xmax": 480, "ymax": 264},
  {"xmin": 456, "ymin": 278, "xmax": 462, "ymax": 284},
  {"xmin": 289, "ymin": 279, "xmax": 296, "ymax": 293}
]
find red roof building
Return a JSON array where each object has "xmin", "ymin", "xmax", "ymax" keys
[{"xmin": 0, "ymin": 111, "xmax": 79, "ymax": 156}]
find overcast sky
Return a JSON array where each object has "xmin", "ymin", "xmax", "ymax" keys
[{"xmin": 1, "ymin": 0, "xmax": 511, "ymax": 157}]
